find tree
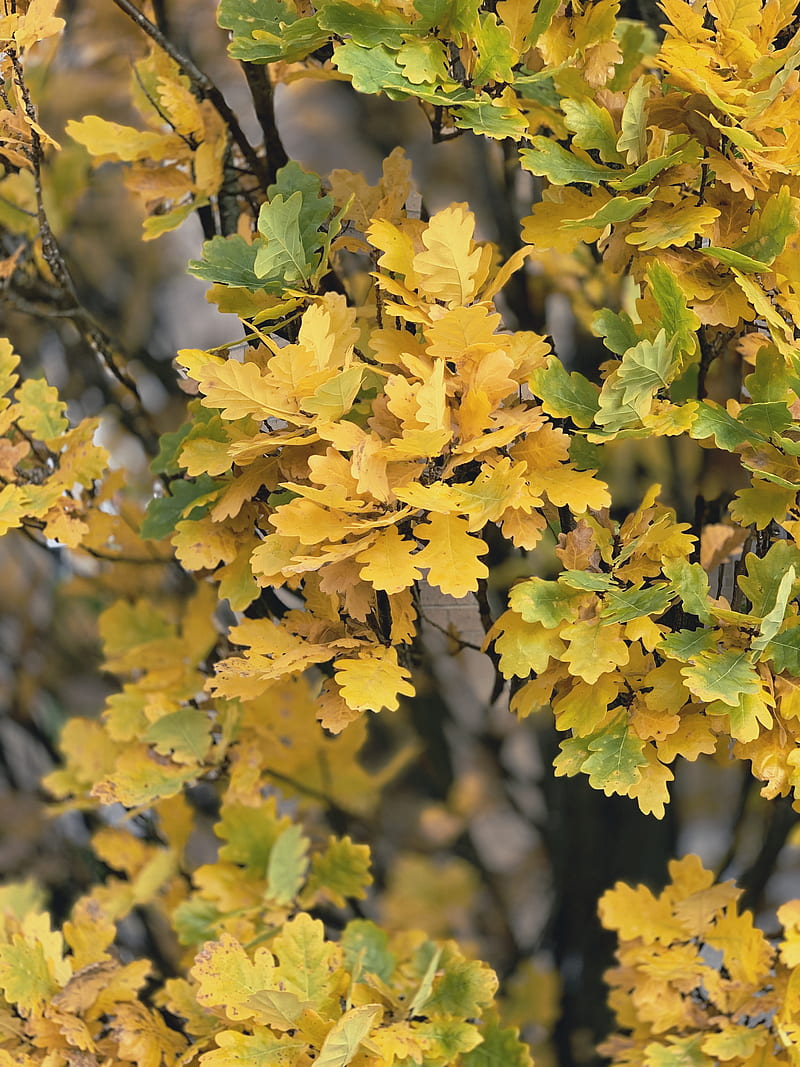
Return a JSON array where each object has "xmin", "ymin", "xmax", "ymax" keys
[{"xmin": 2, "ymin": 0, "xmax": 800, "ymax": 1063}]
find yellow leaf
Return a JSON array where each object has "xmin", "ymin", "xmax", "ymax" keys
[
  {"xmin": 192, "ymin": 933, "xmax": 276, "ymax": 1021},
  {"xmin": 490, "ymin": 611, "xmax": 567, "ymax": 678},
  {"xmin": 553, "ymin": 675, "xmax": 620, "ymax": 734},
  {"xmin": 560, "ymin": 618, "xmax": 630, "ymax": 684},
  {"xmin": 316, "ymin": 1004, "xmax": 383, "ymax": 1067},
  {"xmin": 0, "ymin": 338, "xmax": 20, "ymax": 404},
  {"xmin": 368, "ymin": 218, "xmax": 420, "ymax": 284},
  {"xmin": 302, "ymin": 366, "xmax": 364, "ymax": 420},
  {"xmin": 413, "ymin": 204, "xmax": 484, "ymax": 307},
  {"xmin": 157, "ymin": 75, "xmax": 205, "ymax": 139},
  {"xmin": 335, "ymin": 646, "xmax": 415, "ymax": 713},
  {"xmin": 704, "ymin": 908, "xmax": 774, "ymax": 986},
  {"xmin": 110, "ymin": 1002, "xmax": 186, "ymax": 1067},
  {"xmin": 598, "ymin": 882, "xmax": 684, "ymax": 944},
  {"xmin": 0, "ymin": 484, "xmax": 27, "ymax": 536},
  {"xmin": 356, "ymin": 527, "xmax": 422, "ymax": 594},
  {"xmin": 414, "ymin": 513, "xmax": 489, "ymax": 598},
  {"xmin": 655, "ymin": 711, "xmax": 717, "ymax": 762},
  {"xmin": 173, "ymin": 516, "xmax": 239, "ymax": 570},
  {"xmin": 623, "ymin": 744, "xmax": 673, "ymax": 819},
  {"xmin": 202, "ymin": 1028, "xmax": 305, "ymax": 1067},
  {"xmin": 271, "ymin": 913, "xmax": 341, "ymax": 1006},
  {"xmin": 199, "ymin": 358, "xmax": 309, "ymax": 423},
  {"xmin": 8, "ymin": 0, "xmax": 64, "ymax": 49},
  {"xmin": 41, "ymin": 500, "xmax": 89, "ymax": 549},
  {"xmin": 62, "ymin": 897, "xmax": 116, "ymax": 970},
  {"xmin": 627, "ymin": 202, "xmax": 721, "ymax": 251},
  {"xmin": 67, "ymin": 116, "xmax": 186, "ymax": 163},
  {"xmin": 317, "ymin": 679, "xmax": 363, "ymax": 733},
  {"xmin": 0, "ymin": 912, "xmax": 67, "ymax": 1015}
]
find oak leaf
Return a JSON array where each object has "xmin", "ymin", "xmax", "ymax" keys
[
  {"xmin": 414, "ymin": 513, "xmax": 489, "ymax": 598},
  {"xmin": 334, "ymin": 646, "xmax": 414, "ymax": 712}
]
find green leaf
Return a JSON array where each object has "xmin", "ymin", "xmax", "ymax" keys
[
  {"xmin": 509, "ymin": 577, "xmax": 584, "ymax": 627},
  {"xmin": 246, "ymin": 988, "xmax": 310, "ymax": 1030},
  {"xmin": 141, "ymin": 475, "xmax": 224, "ymax": 541},
  {"xmin": 616, "ymin": 330, "xmax": 679, "ymax": 408},
  {"xmin": 528, "ymin": 357, "xmax": 600, "ymax": 427},
  {"xmin": 333, "ymin": 40, "xmax": 414, "ymax": 98},
  {"xmin": 752, "ymin": 566, "xmax": 796, "ymax": 654},
  {"xmin": 266, "ymin": 825, "xmax": 310, "ymax": 905},
  {"xmin": 218, "ymin": 0, "xmax": 327, "ymax": 63},
  {"xmin": 680, "ymin": 649, "xmax": 760, "ymax": 706},
  {"xmin": 699, "ymin": 246, "xmax": 771, "ymax": 273},
  {"xmin": 144, "ymin": 708, "xmax": 213, "ymax": 764},
  {"xmin": 647, "ymin": 261, "xmax": 700, "ymax": 358},
  {"xmin": 734, "ymin": 185, "xmax": 797, "ymax": 264},
  {"xmin": 472, "ymin": 12, "xmax": 516, "ymax": 85},
  {"xmin": 659, "ymin": 627, "xmax": 716, "ymax": 661},
  {"xmin": 172, "ymin": 898, "xmax": 221, "ymax": 946},
  {"xmin": 461, "ymin": 1016, "xmax": 534, "ymax": 1066},
  {"xmin": 396, "ymin": 37, "xmax": 451, "ymax": 85},
  {"xmin": 609, "ymin": 19, "xmax": 658, "ymax": 91},
  {"xmin": 520, "ymin": 138, "xmax": 621, "ymax": 185},
  {"xmin": 559, "ymin": 570, "xmax": 615, "ymax": 591},
  {"xmin": 569, "ymin": 435, "xmax": 602, "ymax": 469},
  {"xmin": 217, "ymin": 798, "xmax": 291, "ymax": 874},
  {"xmin": 317, "ymin": 1, "xmax": 411, "ymax": 46},
  {"xmin": 738, "ymin": 400, "xmax": 793, "ymax": 436},
  {"xmin": 188, "ymin": 234, "xmax": 260, "ymax": 288},
  {"xmin": 301, "ymin": 367, "xmax": 364, "ymax": 420},
  {"xmin": 307, "ymin": 837, "xmax": 372, "ymax": 907},
  {"xmin": 562, "ymin": 98, "xmax": 624, "ymax": 162},
  {"xmin": 0, "ymin": 936, "xmax": 58, "ymax": 1015},
  {"xmin": 600, "ymin": 583, "xmax": 672, "ymax": 624},
  {"xmin": 530, "ymin": 0, "xmax": 560, "ymax": 41},
  {"xmin": 595, "ymin": 369, "xmax": 651, "ymax": 431},
  {"xmin": 582, "ymin": 714, "xmax": 647, "ymax": 793},
  {"xmin": 454, "ymin": 98, "xmax": 529, "ymax": 139},
  {"xmin": 765, "ymin": 620, "xmax": 800, "ymax": 674},
  {"xmin": 341, "ymin": 920, "xmax": 395, "ymax": 983},
  {"xmin": 662, "ymin": 558, "xmax": 712, "ymax": 624},
  {"xmin": 554, "ymin": 734, "xmax": 592, "ymax": 777},
  {"xmin": 738, "ymin": 542, "xmax": 800, "ymax": 615},
  {"xmin": 16, "ymin": 378, "xmax": 69, "ymax": 441},
  {"xmin": 745, "ymin": 345, "xmax": 794, "ymax": 404},
  {"xmin": 512, "ymin": 69, "xmax": 559, "ymax": 107},
  {"xmin": 151, "ymin": 413, "xmax": 198, "ymax": 476},
  {"xmin": 644, "ymin": 1035, "xmax": 708, "ymax": 1067},
  {"xmin": 409, "ymin": 943, "xmax": 443, "ymax": 1016},
  {"xmin": 414, "ymin": 0, "xmax": 480, "ymax": 37},
  {"xmin": 608, "ymin": 143, "xmax": 697, "ymax": 191},
  {"xmin": 617, "ymin": 75, "xmax": 649, "ymax": 164},
  {"xmin": 561, "ymin": 194, "xmax": 653, "ymax": 229},
  {"xmin": 424, "ymin": 944, "xmax": 498, "ymax": 1017},
  {"xmin": 690, "ymin": 400, "xmax": 764, "ymax": 450},
  {"xmin": 593, "ymin": 308, "xmax": 640, "ymax": 355},
  {"xmin": 255, "ymin": 192, "xmax": 316, "ymax": 283}
]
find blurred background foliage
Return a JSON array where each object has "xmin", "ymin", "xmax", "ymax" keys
[{"xmin": 2, "ymin": 3, "xmax": 799, "ymax": 1065}]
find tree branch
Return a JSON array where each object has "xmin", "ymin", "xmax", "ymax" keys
[{"xmin": 239, "ymin": 61, "xmax": 289, "ymax": 186}]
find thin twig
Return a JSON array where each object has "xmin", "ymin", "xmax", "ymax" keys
[
  {"xmin": 111, "ymin": 0, "xmax": 267, "ymax": 186},
  {"xmin": 10, "ymin": 50, "xmax": 160, "ymax": 450}
]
